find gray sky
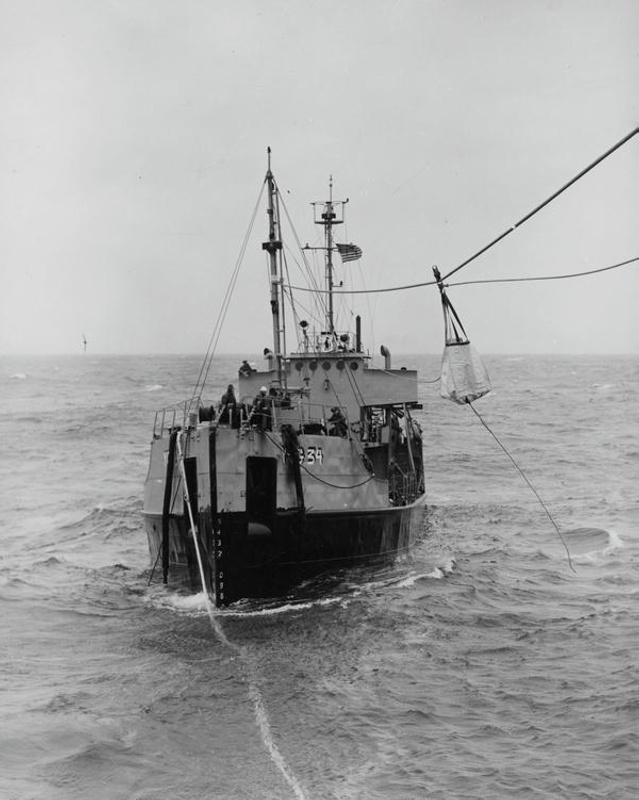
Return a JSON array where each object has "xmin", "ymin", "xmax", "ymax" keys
[{"xmin": 1, "ymin": 0, "xmax": 637, "ymax": 356}]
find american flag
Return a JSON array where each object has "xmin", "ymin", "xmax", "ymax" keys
[{"xmin": 336, "ymin": 243, "xmax": 363, "ymax": 262}]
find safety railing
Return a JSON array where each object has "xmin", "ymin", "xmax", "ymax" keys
[{"xmin": 152, "ymin": 399, "xmax": 193, "ymax": 439}]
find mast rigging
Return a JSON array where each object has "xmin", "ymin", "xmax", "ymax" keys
[
  {"xmin": 312, "ymin": 177, "xmax": 348, "ymax": 339},
  {"xmin": 262, "ymin": 147, "xmax": 286, "ymax": 388}
]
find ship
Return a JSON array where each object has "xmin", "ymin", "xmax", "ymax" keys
[{"xmin": 143, "ymin": 152, "xmax": 427, "ymax": 605}]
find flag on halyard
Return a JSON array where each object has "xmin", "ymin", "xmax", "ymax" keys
[{"xmin": 336, "ymin": 243, "xmax": 363, "ymax": 262}]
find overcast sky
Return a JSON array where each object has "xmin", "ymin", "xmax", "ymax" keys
[{"xmin": 1, "ymin": 0, "xmax": 637, "ymax": 356}]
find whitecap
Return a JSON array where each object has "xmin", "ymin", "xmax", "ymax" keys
[
  {"xmin": 438, "ymin": 557, "xmax": 456, "ymax": 575},
  {"xmin": 146, "ymin": 587, "xmax": 349, "ymax": 617},
  {"xmin": 11, "ymin": 373, "xmax": 27, "ymax": 380},
  {"xmin": 567, "ymin": 526, "xmax": 624, "ymax": 563},
  {"xmin": 145, "ymin": 384, "xmax": 163, "ymax": 391},
  {"xmin": 144, "ymin": 588, "xmax": 209, "ymax": 614},
  {"xmin": 395, "ymin": 571, "xmax": 439, "ymax": 586},
  {"xmin": 407, "ymin": 558, "xmax": 456, "ymax": 585},
  {"xmin": 220, "ymin": 594, "xmax": 349, "ymax": 617}
]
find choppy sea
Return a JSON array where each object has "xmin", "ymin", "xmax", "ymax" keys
[{"xmin": 1, "ymin": 353, "xmax": 637, "ymax": 799}]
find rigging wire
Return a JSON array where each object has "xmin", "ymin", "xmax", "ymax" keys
[
  {"xmin": 377, "ymin": 368, "xmax": 441, "ymax": 385},
  {"xmin": 288, "ymin": 253, "xmax": 638, "ymax": 296},
  {"xmin": 280, "ymin": 250, "xmax": 301, "ymax": 333},
  {"xmin": 188, "ymin": 180, "xmax": 266, "ymax": 408},
  {"xmin": 263, "ymin": 430, "xmax": 376, "ymax": 488},
  {"xmin": 340, "ymin": 363, "xmax": 366, "ymax": 409},
  {"xmin": 445, "ymin": 256, "xmax": 639, "ymax": 288},
  {"xmin": 468, "ymin": 402, "xmax": 576, "ymax": 573},
  {"xmin": 299, "ymin": 468, "xmax": 375, "ymax": 490},
  {"xmin": 441, "ymin": 125, "xmax": 639, "ymax": 282},
  {"xmin": 278, "ymin": 184, "xmax": 329, "ymax": 326},
  {"xmin": 288, "ymin": 126, "xmax": 639, "ymax": 297}
]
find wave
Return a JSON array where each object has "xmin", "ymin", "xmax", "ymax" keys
[
  {"xmin": 145, "ymin": 554, "xmax": 460, "ymax": 619},
  {"xmin": 145, "ymin": 586, "xmax": 350, "ymax": 617},
  {"xmin": 394, "ymin": 558, "xmax": 457, "ymax": 586},
  {"xmin": 563, "ymin": 526, "xmax": 623, "ymax": 561}
]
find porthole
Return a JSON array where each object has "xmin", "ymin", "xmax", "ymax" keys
[
  {"xmin": 349, "ymin": 361, "xmax": 359, "ymax": 371},
  {"xmin": 322, "ymin": 361, "xmax": 331, "ymax": 371},
  {"xmin": 336, "ymin": 360, "xmax": 345, "ymax": 370}
]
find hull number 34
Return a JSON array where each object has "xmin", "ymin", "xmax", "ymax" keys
[{"xmin": 298, "ymin": 446, "xmax": 323, "ymax": 465}]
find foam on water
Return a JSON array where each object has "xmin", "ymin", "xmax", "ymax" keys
[
  {"xmin": 145, "ymin": 587, "xmax": 211, "ymax": 614},
  {"xmin": 569, "ymin": 526, "xmax": 625, "ymax": 564},
  {"xmin": 221, "ymin": 595, "xmax": 350, "ymax": 617}
]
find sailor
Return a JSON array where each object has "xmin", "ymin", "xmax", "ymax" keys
[
  {"xmin": 239, "ymin": 359, "xmax": 255, "ymax": 376},
  {"xmin": 250, "ymin": 386, "xmax": 272, "ymax": 430},
  {"xmin": 328, "ymin": 406, "xmax": 348, "ymax": 437},
  {"xmin": 391, "ymin": 411, "xmax": 403, "ymax": 445},
  {"xmin": 218, "ymin": 384, "xmax": 237, "ymax": 424}
]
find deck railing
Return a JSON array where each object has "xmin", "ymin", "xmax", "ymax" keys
[
  {"xmin": 151, "ymin": 395, "xmax": 351, "ymax": 439},
  {"xmin": 152, "ymin": 398, "xmax": 196, "ymax": 439}
]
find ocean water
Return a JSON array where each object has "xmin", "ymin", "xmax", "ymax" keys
[{"xmin": 1, "ymin": 353, "xmax": 637, "ymax": 799}]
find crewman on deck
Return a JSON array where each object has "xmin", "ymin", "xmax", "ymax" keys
[
  {"xmin": 250, "ymin": 386, "xmax": 272, "ymax": 431},
  {"xmin": 328, "ymin": 406, "xmax": 348, "ymax": 437},
  {"xmin": 239, "ymin": 360, "xmax": 255, "ymax": 376},
  {"xmin": 218, "ymin": 384, "xmax": 238, "ymax": 425}
]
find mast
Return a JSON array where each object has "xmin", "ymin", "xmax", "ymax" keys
[
  {"xmin": 314, "ymin": 178, "xmax": 347, "ymax": 338},
  {"xmin": 262, "ymin": 148, "xmax": 285, "ymax": 388}
]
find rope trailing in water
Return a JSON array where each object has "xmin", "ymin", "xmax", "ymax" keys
[
  {"xmin": 175, "ymin": 431, "xmax": 308, "ymax": 800},
  {"xmin": 162, "ymin": 430, "xmax": 179, "ymax": 583},
  {"xmin": 468, "ymin": 402, "xmax": 576, "ymax": 573},
  {"xmin": 176, "ymin": 432, "xmax": 214, "ymax": 612}
]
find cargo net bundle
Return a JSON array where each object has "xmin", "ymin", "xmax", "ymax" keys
[{"xmin": 434, "ymin": 268, "xmax": 491, "ymax": 405}]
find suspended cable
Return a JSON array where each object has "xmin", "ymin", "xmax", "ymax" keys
[
  {"xmin": 441, "ymin": 126, "xmax": 639, "ymax": 281},
  {"xmin": 290, "ymin": 275, "xmax": 438, "ymax": 295},
  {"xmin": 289, "ymin": 253, "xmax": 638, "ymax": 296},
  {"xmin": 446, "ymin": 256, "xmax": 639, "ymax": 288},
  {"xmin": 300, "ymin": 465, "xmax": 375, "ymax": 490},
  {"xmin": 468, "ymin": 402, "xmax": 575, "ymax": 573},
  {"xmin": 288, "ymin": 126, "xmax": 638, "ymax": 297}
]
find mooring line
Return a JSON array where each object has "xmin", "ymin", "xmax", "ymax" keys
[
  {"xmin": 468, "ymin": 403, "xmax": 576, "ymax": 572},
  {"xmin": 176, "ymin": 433, "xmax": 308, "ymax": 800}
]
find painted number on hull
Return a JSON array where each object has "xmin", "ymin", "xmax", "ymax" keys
[{"xmin": 299, "ymin": 446, "xmax": 323, "ymax": 465}]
